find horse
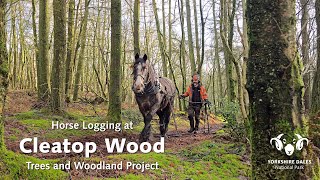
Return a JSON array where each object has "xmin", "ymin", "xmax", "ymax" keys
[{"xmin": 132, "ymin": 53, "xmax": 176, "ymax": 142}]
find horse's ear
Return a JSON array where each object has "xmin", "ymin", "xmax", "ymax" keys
[
  {"xmin": 143, "ymin": 54, "xmax": 148, "ymax": 61},
  {"xmin": 135, "ymin": 53, "xmax": 139, "ymax": 60}
]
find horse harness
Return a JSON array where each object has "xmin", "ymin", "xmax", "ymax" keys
[{"xmin": 134, "ymin": 77, "xmax": 161, "ymax": 97}]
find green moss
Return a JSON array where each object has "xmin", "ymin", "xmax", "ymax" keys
[
  {"xmin": 291, "ymin": 52, "xmax": 304, "ymax": 92},
  {"xmin": 45, "ymin": 129, "xmax": 96, "ymax": 139},
  {"xmin": 0, "ymin": 150, "xmax": 68, "ymax": 179},
  {"xmin": 216, "ymin": 129, "xmax": 225, "ymax": 134},
  {"xmin": 15, "ymin": 111, "xmax": 40, "ymax": 120},
  {"xmin": 8, "ymin": 135, "xmax": 17, "ymax": 141},
  {"xmin": 274, "ymin": 119, "xmax": 292, "ymax": 133},
  {"xmin": 84, "ymin": 140, "xmax": 249, "ymax": 179},
  {"xmin": 20, "ymin": 119, "xmax": 51, "ymax": 130},
  {"xmin": 10, "ymin": 110, "xmax": 101, "ymax": 139}
]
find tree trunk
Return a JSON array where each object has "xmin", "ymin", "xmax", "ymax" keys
[
  {"xmin": 162, "ymin": 0, "xmax": 166, "ymax": 57},
  {"xmin": 65, "ymin": 0, "xmax": 75, "ymax": 100},
  {"xmin": 133, "ymin": 0, "xmax": 140, "ymax": 54},
  {"xmin": 152, "ymin": 0, "xmax": 167, "ymax": 77},
  {"xmin": 52, "ymin": 0, "xmax": 66, "ymax": 112},
  {"xmin": 143, "ymin": 0, "xmax": 149, "ymax": 55},
  {"xmin": 212, "ymin": 1, "xmax": 221, "ymax": 109},
  {"xmin": 186, "ymin": 0, "xmax": 196, "ymax": 73},
  {"xmin": 18, "ymin": 4, "xmax": 25, "ymax": 89},
  {"xmin": 307, "ymin": 13, "xmax": 320, "ymax": 174},
  {"xmin": 197, "ymin": 0, "xmax": 205, "ymax": 75},
  {"xmin": 193, "ymin": 0, "xmax": 200, "ymax": 67},
  {"xmin": 220, "ymin": 0, "xmax": 235, "ymax": 102},
  {"xmin": 310, "ymin": 0, "xmax": 320, "ymax": 149},
  {"xmin": 38, "ymin": 0, "xmax": 49, "ymax": 100},
  {"xmin": 73, "ymin": 0, "xmax": 90, "ymax": 101},
  {"xmin": 107, "ymin": 0, "xmax": 122, "ymax": 122},
  {"xmin": 221, "ymin": 33, "xmax": 248, "ymax": 120},
  {"xmin": 227, "ymin": 0, "xmax": 236, "ymax": 102},
  {"xmin": 301, "ymin": 0, "xmax": 311, "ymax": 112},
  {"xmin": 31, "ymin": 0, "xmax": 39, "ymax": 91},
  {"xmin": 211, "ymin": 50, "xmax": 216, "ymax": 112},
  {"xmin": 11, "ymin": 6, "xmax": 17, "ymax": 89},
  {"xmin": 242, "ymin": 0, "xmax": 250, "ymax": 115},
  {"xmin": 0, "ymin": 0, "xmax": 9, "ymax": 150},
  {"xmin": 213, "ymin": 0, "xmax": 223, "ymax": 107},
  {"xmin": 247, "ymin": 0, "xmax": 305, "ymax": 178},
  {"xmin": 168, "ymin": 0, "xmax": 173, "ymax": 79},
  {"xmin": 178, "ymin": 0, "xmax": 187, "ymax": 110}
]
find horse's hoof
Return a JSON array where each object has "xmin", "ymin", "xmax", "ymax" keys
[
  {"xmin": 139, "ymin": 139, "xmax": 148, "ymax": 143},
  {"xmin": 139, "ymin": 136, "xmax": 149, "ymax": 143},
  {"xmin": 161, "ymin": 134, "xmax": 169, "ymax": 139}
]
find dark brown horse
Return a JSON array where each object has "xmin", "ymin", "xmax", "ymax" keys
[{"xmin": 132, "ymin": 53, "xmax": 176, "ymax": 142}]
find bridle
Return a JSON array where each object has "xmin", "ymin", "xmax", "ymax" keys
[
  {"xmin": 133, "ymin": 62, "xmax": 150, "ymax": 85},
  {"xmin": 132, "ymin": 62, "xmax": 159, "ymax": 96}
]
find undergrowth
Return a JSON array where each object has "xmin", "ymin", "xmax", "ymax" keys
[{"xmin": 0, "ymin": 150, "xmax": 68, "ymax": 179}]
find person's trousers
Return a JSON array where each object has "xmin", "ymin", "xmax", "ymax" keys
[{"xmin": 187, "ymin": 105, "xmax": 201, "ymax": 130}]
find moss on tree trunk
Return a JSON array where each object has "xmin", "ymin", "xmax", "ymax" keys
[
  {"xmin": 73, "ymin": 0, "xmax": 89, "ymax": 101},
  {"xmin": 65, "ymin": 0, "xmax": 75, "ymax": 99},
  {"xmin": 133, "ymin": 0, "xmax": 140, "ymax": 55},
  {"xmin": 38, "ymin": 0, "xmax": 49, "ymax": 100},
  {"xmin": 0, "ymin": 0, "xmax": 9, "ymax": 150},
  {"xmin": 52, "ymin": 0, "xmax": 66, "ymax": 112},
  {"xmin": 247, "ymin": 0, "xmax": 306, "ymax": 178},
  {"xmin": 107, "ymin": 0, "xmax": 122, "ymax": 122}
]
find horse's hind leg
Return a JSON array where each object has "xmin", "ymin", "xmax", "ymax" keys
[
  {"xmin": 157, "ymin": 111, "xmax": 166, "ymax": 137},
  {"xmin": 164, "ymin": 108, "xmax": 171, "ymax": 136},
  {"xmin": 161, "ymin": 105, "xmax": 171, "ymax": 137},
  {"xmin": 140, "ymin": 114, "xmax": 152, "ymax": 142}
]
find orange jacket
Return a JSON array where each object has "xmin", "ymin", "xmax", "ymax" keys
[{"xmin": 183, "ymin": 84, "xmax": 208, "ymax": 101}]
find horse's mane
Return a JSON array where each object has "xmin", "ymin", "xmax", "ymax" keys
[{"xmin": 146, "ymin": 61, "xmax": 158, "ymax": 85}]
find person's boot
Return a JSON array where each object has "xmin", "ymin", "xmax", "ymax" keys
[
  {"xmin": 188, "ymin": 116, "xmax": 195, "ymax": 133},
  {"xmin": 188, "ymin": 127, "xmax": 194, "ymax": 133},
  {"xmin": 194, "ymin": 118, "xmax": 200, "ymax": 131}
]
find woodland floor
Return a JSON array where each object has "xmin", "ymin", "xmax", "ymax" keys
[{"xmin": 2, "ymin": 90, "xmax": 250, "ymax": 179}]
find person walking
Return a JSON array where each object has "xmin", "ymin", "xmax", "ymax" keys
[{"xmin": 179, "ymin": 74, "xmax": 209, "ymax": 133}]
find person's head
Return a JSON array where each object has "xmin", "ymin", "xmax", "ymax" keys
[{"xmin": 192, "ymin": 74, "xmax": 200, "ymax": 87}]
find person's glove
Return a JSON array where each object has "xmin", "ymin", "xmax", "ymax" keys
[
  {"xmin": 179, "ymin": 95, "xmax": 185, "ymax": 99},
  {"xmin": 205, "ymin": 99, "xmax": 211, "ymax": 105}
]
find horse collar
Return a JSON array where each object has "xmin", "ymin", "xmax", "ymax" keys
[{"xmin": 135, "ymin": 81, "xmax": 160, "ymax": 97}]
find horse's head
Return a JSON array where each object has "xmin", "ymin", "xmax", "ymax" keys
[{"xmin": 132, "ymin": 53, "xmax": 150, "ymax": 94}]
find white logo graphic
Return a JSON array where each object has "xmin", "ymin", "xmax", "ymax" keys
[{"xmin": 270, "ymin": 134, "xmax": 309, "ymax": 156}]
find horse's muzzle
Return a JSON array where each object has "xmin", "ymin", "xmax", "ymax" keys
[{"xmin": 132, "ymin": 84, "xmax": 144, "ymax": 94}]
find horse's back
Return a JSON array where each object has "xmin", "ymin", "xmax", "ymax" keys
[{"xmin": 159, "ymin": 77, "xmax": 176, "ymax": 97}]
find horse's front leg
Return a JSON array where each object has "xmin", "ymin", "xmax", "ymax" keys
[
  {"xmin": 140, "ymin": 113, "xmax": 153, "ymax": 142},
  {"xmin": 140, "ymin": 103, "xmax": 161, "ymax": 142}
]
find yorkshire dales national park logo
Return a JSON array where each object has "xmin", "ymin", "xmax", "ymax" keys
[{"xmin": 270, "ymin": 134, "xmax": 309, "ymax": 156}]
